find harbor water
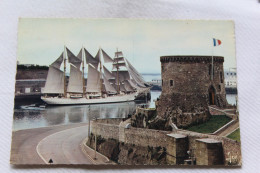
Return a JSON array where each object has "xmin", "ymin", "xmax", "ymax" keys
[
  {"xmin": 13, "ymin": 74, "xmax": 237, "ymax": 131},
  {"xmin": 13, "ymin": 91, "xmax": 236, "ymax": 131}
]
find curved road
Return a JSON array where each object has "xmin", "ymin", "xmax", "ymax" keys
[
  {"xmin": 37, "ymin": 126, "xmax": 93, "ymax": 164},
  {"xmin": 11, "ymin": 123, "xmax": 97, "ymax": 165}
]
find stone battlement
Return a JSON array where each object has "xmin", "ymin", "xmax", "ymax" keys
[
  {"xmin": 88, "ymin": 118, "xmax": 241, "ymax": 166},
  {"xmin": 160, "ymin": 56, "xmax": 224, "ymax": 63}
]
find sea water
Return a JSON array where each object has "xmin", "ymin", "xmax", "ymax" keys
[{"xmin": 12, "ymin": 74, "xmax": 237, "ymax": 130}]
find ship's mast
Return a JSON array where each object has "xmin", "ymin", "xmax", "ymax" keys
[
  {"xmin": 116, "ymin": 48, "xmax": 120, "ymax": 94},
  {"xmin": 99, "ymin": 48, "xmax": 103, "ymax": 95},
  {"xmin": 63, "ymin": 45, "xmax": 67, "ymax": 98},
  {"xmin": 82, "ymin": 47, "xmax": 85, "ymax": 97}
]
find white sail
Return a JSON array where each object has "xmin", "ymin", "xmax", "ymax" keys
[
  {"xmin": 86, "ymin": 64, "xmax": 101, "ymax": 93},
  {"xmin": 41, "ymin": 48, "xmax": 150, "ymax": 106},
  {"xmin": 103, "ymin": 65, "xmax": 115, "ymax": 80},
  {"xmin": 128, "ymin": 70, "xmax": 146, "ymax": 87},
  {"xmin": 124, "ymin": 80, "xmax": 134, "ymax": 92},
  {"xmin": 128, "ymin": 79, "xmax": 138, "ymax": 89},
  {"xmin": 67, "ymin": 65, "xmax": 83, "ymax": 93},
  {"xmin": 112, "ymin": 51, "xmax": 126, "ymax": 70},
  {"xmin": 111, "ymin": 49, "xmax": 146, "ymax": 88},
  {"xmin": 77, "ymin": 49, "xmax": 83, "ymax": 60},
  {"xmin": 112, "ymin": 71, "xmax": 130, "ymax": 83},
  {"xmin": 108, "ymin": 78, "xmax": 116, "ymax": 85},
  {"xmin": 66, "ymin": 47, "xmax": 81, "ymax": 68},
  {"xmin": 103, "ymin": 75, "xmax": 117, "ymax": 94},
  {"xmin": 125, "ymin": 59, "xmax": 146, "ymax": 87},
  {"xmin": 101, "ymin": 49, "xmax": 114, "ymax": 63},
  {"xmin": 95, "ymin": 49, "xmax": 101, "ymax": 62},
  {"xmin": 84, "ymin": 48, "xmax": 99, "ymax": 69},
  {"xmin": 120, "ymin": 82, "xmax": 126, "ymax": 92},
  {"xmin": 42, "ymin": 65, "xmax": 64, "ymax": 94},
  {"xmin": 112, "ymin": 62, "xmax": 127, "ymax": 69},
  {"xmin": 51, "ymin": 53, "xmax": 63, "ymax": 69},
  {"xmin": 114, "ymin": 57, "xmax": 124, "ymax": 62},
  {"xmin": 112, "ymin": 83, "xmax": 119, "ymax": 92},
  {"xmin": 114, "ymin": 51, "xmax": 125, "ymax": 64},
  {"xmin": 126, "ymin": 59, "xmax": 145, "ymax": 81}
]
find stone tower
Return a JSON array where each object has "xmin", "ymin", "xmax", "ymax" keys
[{"xmin": 156, "ymin": 56, "xmax": 228, "ymax": 128}]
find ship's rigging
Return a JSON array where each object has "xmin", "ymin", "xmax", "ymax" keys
[{"xmin": 42, "ymin": 46, "xmax": 148, "ymax": 99}]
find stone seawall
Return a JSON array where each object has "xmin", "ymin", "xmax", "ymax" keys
[
  {"xmin": 91, "ymin": 120, "xmax": 120, "ymax": 141},
  {"xmin": 94, "ymin": 118, "xmax": 123, "ymax": 125},
  {"xmin": 89, "ymin": 118, "xmax": 172, "ymax": 164},
  {"xmin": 177, "ymin": 130, "xmax": 241, "ymax": 166},
  {"xmin": 91, "ymin": 118, "xmax": 169, "ymax": 148},
  {"xmin": 88, "ymin": 118, "xmax": 241, "ymax": 166},
  {"xmin": 124, "ymin": 128, "xmax": 169, "ymax": 148}
]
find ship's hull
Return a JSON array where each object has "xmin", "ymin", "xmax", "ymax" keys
[{"xmin": 41, "ymin": 93, "xmax": 136, "ymax": 105}]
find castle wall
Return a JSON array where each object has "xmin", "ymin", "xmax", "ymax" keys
[
  {"xmin": 89, "ymin": 119, "xmax": 241, "ymax": 166},
  {"xmin": 157, "ymin": 56, "xmax": 228, "ymax": 125},
  {"xmin": 177, "ymin": 130, "xmax": 241, "ymax": 166}
]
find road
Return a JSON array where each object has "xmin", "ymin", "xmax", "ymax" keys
[
  {"xmin": 37, "ymin": 125, "xmax": 93, "ymax": 164},
  {"xmin": 10, "ymin": 123, "xmax": 107, "ymax": 165}
]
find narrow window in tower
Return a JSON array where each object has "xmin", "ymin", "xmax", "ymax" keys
[
  {"xmin": 161, "ymin": 65, "xmax": 164, "ymax": 71},
  {"xmin": 220, "ymin": 72, "xmax": 223, "ymax": 83},
  {"xmin": 170, "ymin": 80, "xmax": 173, "ymax": 87},
  {"xmin": 218, "ymin": 84, "xmax": 221, "ymax": 91},
  {"xmin": 162, "ymin": 80, "xmax": 163, "ymax": 86}
]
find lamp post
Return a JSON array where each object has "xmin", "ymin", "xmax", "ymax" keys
[
  {"xmin": 88, "ymin": 105, "xmax": 90, "ymax": 138},
  {"xmin": 93, "ymin": 117, "xmax": 97, "ymax": 160}
]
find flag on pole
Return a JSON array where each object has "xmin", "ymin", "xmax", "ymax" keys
[{"xmin": 213, "ymin": 38, "xmax": 221, "ymax": 46}]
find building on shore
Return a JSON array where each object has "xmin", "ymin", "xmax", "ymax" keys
[
  {"xmin": 15, "ymin": 67, "xmax": 48, "ymax": 95},
  {"xmin": 15, "ymin": 79, "xmax": 46, "ymax": 94},
  {"xmin": 225, "ymin": 68, "xmax": 237, "ymax": 88},
  {"xmin": 156, "ymin": 56, "xmax": 228, "ymax": 128}
]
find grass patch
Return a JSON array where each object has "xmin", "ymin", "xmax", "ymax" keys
[
  {"xmin": 186, "ymin": 115, "xmax": 231, "ymax": 133},
  {"xmin": 227, "ymin": 128, "xmax": 240, "ymax": 142},
  {"xmin": 146, "ymin": 108, "xmax": 156, "ymax": 110}
]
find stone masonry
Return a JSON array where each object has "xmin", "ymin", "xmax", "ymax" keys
[
  {"xmin": 166, "ymin": 133, "xmax": 188, "ymax": 164},
  {"xmin": 195, "ymin": 138, "xmax": 224, "ymax": 165},
  {"xmin": 156, "ymin": 56, "xmax": 228, "ymax": 128},
  {"xmin": 88, "ymin": 118, "xmax": 241, "ymax": 166}
]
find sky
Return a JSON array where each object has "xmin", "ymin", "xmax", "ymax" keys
[{"xmin": 17, "ymin": 19, "xmax": 236, "ymax": 74}]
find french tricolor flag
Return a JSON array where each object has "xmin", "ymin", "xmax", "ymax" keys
[{"xmin": 213, "ymin": 38, "xmax": 221, "ymax": 46}]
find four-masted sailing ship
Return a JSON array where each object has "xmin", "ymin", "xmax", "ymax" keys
[{"xmin": 41, "ymin": 46, "xmax": 149, "ymax": 105}]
